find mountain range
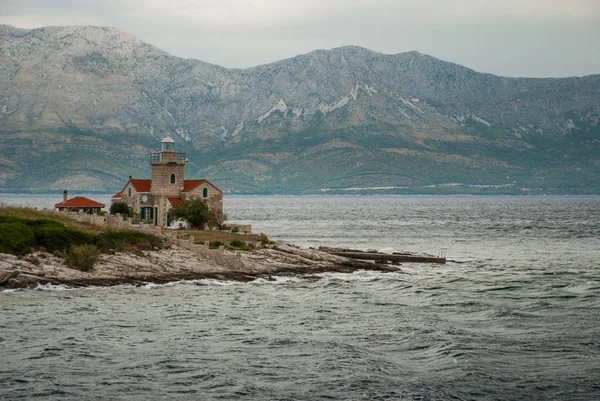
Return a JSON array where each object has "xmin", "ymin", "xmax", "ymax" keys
[{"xmin": 1, "ymin": 24, "xmax": 599, "ymax": 194}]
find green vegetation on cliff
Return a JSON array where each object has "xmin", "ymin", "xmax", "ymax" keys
[{"xmin": 0, "ymin": 207, "xmax": 162, "ymax": 269}]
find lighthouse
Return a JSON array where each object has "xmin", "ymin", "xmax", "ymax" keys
[
  {"xmin": 111, "ymin": 133, "xmax": 223, "ymax": 228},
  {"xmin": 150, "ymin": 133, "xmax": 187, "ymax": 195}
]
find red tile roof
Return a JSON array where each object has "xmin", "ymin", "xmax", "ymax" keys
[
  {"xmin": 111, "ymin": 192, "xmax": 122, "ymax": 199},
  {"xmin": 55, "ymin": 196, "xmax": 105, "ymax": 208},
  {"xmin": 182, "ymin": 179, "xmax": 206, "ymax": 192},
  {"xmin": 130, "ymin": 179, "xmax": 151, "ymax": 192},
  {"xmin": 168, "ymin": 198, "xmax": 182, "ymax": 207}
]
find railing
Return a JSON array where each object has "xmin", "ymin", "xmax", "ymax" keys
[{"xmin": 150, "ymin": 152, "xmax": 187, "ymax": 164}]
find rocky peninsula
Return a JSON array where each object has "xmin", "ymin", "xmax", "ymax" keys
[
  {"xmin": 0, "ymin": 206, "xmax": 411, "ymax": 290},
  {"xmin": 0, "ymin": 242, "xmax": 398, "ymax": 289}
]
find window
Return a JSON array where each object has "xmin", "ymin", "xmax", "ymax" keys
[
  {"xmin": 170, "ymin": 174, "xmax": 175, "ymax": 184},
  {"xmin": 203, "ymin": 188, "xmax": 208, "ymax": 198},
  {"xmin": 128, "ymin": 188, "xmax": 131, "ymax": 197}
]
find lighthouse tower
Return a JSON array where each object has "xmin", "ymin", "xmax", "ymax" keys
[
  {"xmin": 112, "ymin": 133, "xmax": 223, "ymax": 228},
  {"xmin": 150, "ymin": 133, "xmax": 186, "ymax": 194}
]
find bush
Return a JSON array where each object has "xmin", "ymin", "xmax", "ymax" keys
[
  {"xmin": 110, "ymin": 202, "xmax": 131, "ymax": 216},
  {"xmin": 231, "ymin": 226, "xmax": 239, "ymax": 233},
  {"xmin": 0, "ymin": 216, "xmax": 90, "ymax": 255},
  {"xmin": 65, "ymin": 244, "xmax": 99, "ymax": 272},
  {"xmin": 209, "ymin": 240, "xmax": 224, "ymax": 249},
  {"xmin": 34, "ymin": 225, "xmax": 92, "ymax": 252},
  {"xmin": 0, "ymin": 216, "xmax": 162, "ymax": 260},
  {"xmin": 0, "ymin": 221, "xmax": 34, "ymax": 255},
  {"xmin": 228, "ymin": 240, "xmax": 250, "ymax": 251},
  {"xmin": 260, "ymin": 233, "xmax": 273, "ymax": 247}
]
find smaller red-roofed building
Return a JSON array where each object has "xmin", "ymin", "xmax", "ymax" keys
[
  {"xmin": 55, "ymin": 191, "xmax": 105, "ymax": 214},
  {"xmin": 110, "ymin": 134, "xmax": 223, "ymax": 228}
]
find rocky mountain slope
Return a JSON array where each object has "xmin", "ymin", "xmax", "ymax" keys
[{"xmin": 1, "ymin": 24, "xmax": 599, "ymax": 194}]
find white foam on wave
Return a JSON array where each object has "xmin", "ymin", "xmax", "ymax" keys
[
  {"xmin": 139, "ymin": 279, "xmax": 238, "ymax": 288},
  {"xmin": 34, "ymin": 283, "xmax": 72, "ymax": 291},
  {"xmin": 140, "ymin": 282, "xmax": 165, "ymax": 289},
  {"xmin": 316, "ymin": 269, "xmax": 405, "ymax": 283},
  {"xmin": 192, "ymin": 279, "xmax": 238, "ymax": 287},
  {"xmin": 1, "ymin": 288, "xmax": 25, "ymax": 294}
]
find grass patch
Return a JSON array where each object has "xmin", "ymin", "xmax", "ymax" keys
[
  {"xmin": 0, "ymin": 206, "xmax": 106, "ymax": 234},
  {"xmin": 95, "ymin": 231, "xmax": 162, "ymax": 252}
]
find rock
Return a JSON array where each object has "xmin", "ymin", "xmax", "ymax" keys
[
  {"xmin": 0, "ymin": 271, "xmax": 17, "ymax": 286},
  {"xmin": 7, "ymin": 273, "xmax": 56, "ymax": 289},
  {"xmin": 0, "ymin": 239, "xmax": 402, "ymax": 289}
]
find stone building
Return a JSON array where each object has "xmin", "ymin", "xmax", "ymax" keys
[{"xmin": 112, "ymin": 134, "xmax": 223, "ymax": 228}]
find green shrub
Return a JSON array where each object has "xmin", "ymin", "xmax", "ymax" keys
[
  {"xmin": 109, "ymin": 202, "xmax": 130, "ymax": 216},
  {"xmin": 65, "ymin": 244, "xmax": 99, "ymax": 272},
  {"xmin": 228, "ymin": 239, "xmax": 249, "ymax": 251},
  {"xmin": 34, "ymin": 225, "xmax": 92, "ymax": 252},
  {"xmin": 0, "ymin": 216, "xmax": 86, "ymax": 255},
  {"xmin": 260, "ymin": 233, "xmax": 273, "ymax": 246},
  {"xmin": 0, "ymin": 221, "xmax": 34, "ymax": 255},
  {"xmin": 209, "ymin": 240, "xmax": 224, "ymax": 249},
  {"xmin": 0, "ymin": 216, "xmax": 162, "ymax": 260},
  {"xmin": 231, "ymin": 226, "xmax": 239, "ymax": 233}
]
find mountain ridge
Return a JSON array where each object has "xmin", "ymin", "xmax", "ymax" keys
[{"xmin": 0, "ymin": 24, "xmax": 599, "ymax": 194}]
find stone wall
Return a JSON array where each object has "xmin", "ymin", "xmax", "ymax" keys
[
  {"xmin": 226, "ymin": 224, "xmax": 252, "ymax": 234},
  {"xmin": 50, "ymin": 211, "xmax": 162, "ymax": 235},
  {"xmin": 52, "ymin": 211, "xmax": 252, "ymax": 237}
]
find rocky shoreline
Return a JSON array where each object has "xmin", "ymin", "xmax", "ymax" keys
[{"xmin": 0, "ymin": 242, "xmax": 400, "ymax": 290}]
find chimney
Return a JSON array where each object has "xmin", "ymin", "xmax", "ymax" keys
[
  {"xmin": 129, "ymin": 175, "xmax": 132, "ymax": 180},
  {"xmin": 63, "ymin": 190, "xmax": 68, "ymax": 202}
]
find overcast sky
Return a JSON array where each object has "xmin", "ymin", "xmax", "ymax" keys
[{"xmin": 1, "ymin": 0, "xmax": 598, "ymax": 77}]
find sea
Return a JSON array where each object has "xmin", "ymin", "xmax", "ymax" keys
[{"xmin": 1, "ymin": 194, "xmax": 599, "ymax": 400}]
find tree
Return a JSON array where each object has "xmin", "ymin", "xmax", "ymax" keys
[
  {"xmin": 110, "ymin": 202, "xmax": 130, "ymax": 215},
  {"xmin": 205, "ymin": 210, "xmax": 227, "ymax": 230},
  {"xmin": 168, "ymin": 198, "xmax": 209, "ymax": 229}
]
